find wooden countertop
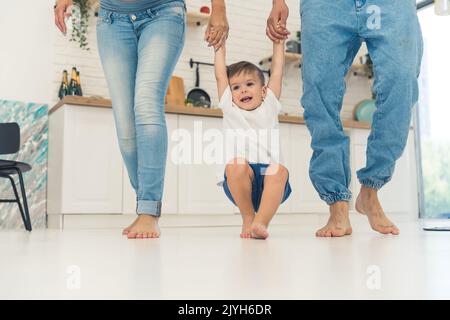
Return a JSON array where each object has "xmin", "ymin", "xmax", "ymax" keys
[{"xmin": 51, "ymin": 96, "xmax": 371, "ymax": 130}]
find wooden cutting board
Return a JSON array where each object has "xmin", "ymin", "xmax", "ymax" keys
[{"xmin": 165, "ymin": 76, "xmax": 185, "ymax": 108}]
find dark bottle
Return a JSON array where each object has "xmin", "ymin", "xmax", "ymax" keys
[
  {"xmin": 58, "ymin": 70, "xmax": 69, "ymax": 100},
  {"xmin": 76, "ymin": 71, "xmax": 83, "ymax": 96},
  {"xmin": 68, "ymin": 67, "xmax": 78, "ymax": 96}
]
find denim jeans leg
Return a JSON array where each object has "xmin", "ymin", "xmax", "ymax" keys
[
  {"xmin": 300, "ymin": 0, "xmax": 360, "ymax": 205},
  {"xmin": 96, "ymin": 5, "xmax": 185, "ymax": 217},
  {"xmin": 96, "ymin": 10, "xmax": 139, "ymax": 193},
  {"xmin": 356, "ymin": 0, "xmax": 423, "ymax": 190},
  {"xmin": 134, "ymin": 4, "xmax": 186, "ymax": 216}
]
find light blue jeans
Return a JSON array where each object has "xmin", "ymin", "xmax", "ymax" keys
[
  {"xmin": 96, "ymin": 1, "xmax": 186, "ymax": 216},
  {"xmin": 300, "ymin": 0, "xmax": 423, "ymax": 205}
]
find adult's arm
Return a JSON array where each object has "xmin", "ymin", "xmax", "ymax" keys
[
  {"xmin": 266, "ymin": 0, "xmax": 290, "ymax": 43},
  {"xmin": 205, "ymin": 0, "xmax": 229, "ymax": 50}
]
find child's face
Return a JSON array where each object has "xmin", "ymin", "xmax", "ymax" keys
[{"xmin": 229, "ymin": 72, "xmax": 267, "ymax": 111}]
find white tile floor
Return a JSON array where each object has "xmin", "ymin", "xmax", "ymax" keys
[{"xmin": 1, "ymin": 214, "xmax": 449, "ymax": 300}]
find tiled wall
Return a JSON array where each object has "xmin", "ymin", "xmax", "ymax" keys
[
  {"xmin": 0, "ymin": 100, "xmax": 48, "ymax": 229},
  {"xmin": 52, "ymin": 0, "xmax": 372, "ymax": 118}
]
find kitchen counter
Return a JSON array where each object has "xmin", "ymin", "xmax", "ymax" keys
[
  {"xmin": 50, "ymin": 96, "xmax": 371, "ymax": 130},
  {"xmin": 47, "ymin": 95, "xmax": 418, "ymax": 229}
]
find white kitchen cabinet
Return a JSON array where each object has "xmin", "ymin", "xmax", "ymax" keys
[
  {"xmin": 121, "ymin": 167, "xmax": 135, "ymax": 215},
  {"xmin": 276, "ymin": 123, "xmax": 291, "ymax": 213},
  {"xmin": 350, "ymin": 129, "xmax": 418, "ymax": 214},
  {"xmin": 177, "ymin": 116, "xmax": 235, "ymax": 214},
  {"xmin": 47, "ymin": 105, "xmax": 123, "ymax": 215},
  {"xmin": 122, "ymin": 114, "xmax": 179, "ymax": 215},
  {"xmin": 283, "ymin": 124, "xmax": 329, "ymax": 213},
  {"xmin": 47, "ymin": 101, "xmax": 419, "ymax": 228}
]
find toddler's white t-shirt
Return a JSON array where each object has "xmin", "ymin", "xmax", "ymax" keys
[{"xmin": 216, "ymin": 86, "xmax": 284, "ymax": 184}]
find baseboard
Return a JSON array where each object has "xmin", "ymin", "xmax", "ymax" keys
[{"xmin": 46, "ymin": 213, "xmax": 322, "ymax": 230}]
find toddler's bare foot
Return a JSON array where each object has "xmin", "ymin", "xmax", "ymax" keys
[
  {"xmin": 250, "ymin": 221, "xmax": 269, "ymax": 239},
  {"xmin": 356, "ymin": 186, "xmax": 399, "ymax": 235},
  {"xmin": 126, "ymin": 215, "xmax": 161, "ymax": 239},
  {"xmin": 316, "ymin": 201, "xmax": 352, "ymax": 237},
  {"xmin": 241, "ymin": 214, "xmax": 255, "ymax": 238}
]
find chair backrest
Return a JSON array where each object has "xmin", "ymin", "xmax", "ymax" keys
[{"xmin": 0, "ymin": 122, "xmax": 20, "ymax": 155}]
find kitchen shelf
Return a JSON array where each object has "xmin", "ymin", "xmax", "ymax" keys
[
  {"xmin": 260, "ymin": 52, "xmax": 374, "ymax": 78},
  {"xmin": 187, "ymin": 11, "xmax": 210, "ymax": 27},
  {"xmin": 51, "ymin": 95, "xmax": 372, "ymax": 129},
  {"xmin": 259, "ymin": 52, "xmax": 302, "ymax": 67}
]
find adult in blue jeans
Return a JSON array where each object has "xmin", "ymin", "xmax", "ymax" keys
[
  {"xmin": 55, "ymin": 0, "xmax": 229, "ymax": 239},
  {"xmin": 267, "ymin": 0, "xmax": 422, "ymax": 236}
]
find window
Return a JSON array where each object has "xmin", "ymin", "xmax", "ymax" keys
[{"xmin": 416, "ymin": 4, "xmax": 450, "ymax": 218}]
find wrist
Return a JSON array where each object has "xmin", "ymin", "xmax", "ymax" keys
[{"xmin": 211, "ymin": 0, "xmax": 226, "ymax": 8}]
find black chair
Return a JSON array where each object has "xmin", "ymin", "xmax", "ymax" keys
[{"xmin": 0, "ymin": 123, "xmax": 32, "ymax": 231}]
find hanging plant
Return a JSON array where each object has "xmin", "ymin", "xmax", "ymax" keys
[{"xmin": 69, "ymin": 0, "xmax": 95, "ymax": 51}]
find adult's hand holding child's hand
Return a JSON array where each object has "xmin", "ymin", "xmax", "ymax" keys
[
  {"xmin": 205, "ymin": 1, "xmax": 229, "ymax": 50},
  {"xmin": 266, "ymin": 0, "xmax": 290, "ymax": 42},
  {"xmin": 54, "ymin": 0, "xmax": 73, "ymax": 35}
]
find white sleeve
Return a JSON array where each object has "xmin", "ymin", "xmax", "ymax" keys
[
  {"xmin": 265, "ymin": 88, "xmax": 282, "ymax": 113},
  {"xmin": 218, "ymin": 86, "xmax": 232, "ymax": 110}
]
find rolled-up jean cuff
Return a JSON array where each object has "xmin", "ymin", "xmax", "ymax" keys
[
  {"xmin": 137, "ymin": 200, "xmax": 162, "ymax": 217},
  {"xmin": 319, "ymin": 192, "xmax": 352, "ymax": 205},
  {"xmin": 359, "ymin": 178, "xmax": 389, "ymax": 191}
]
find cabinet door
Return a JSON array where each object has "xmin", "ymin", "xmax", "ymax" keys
[
  {"xmin": 163, "ymin": 114, "xmax": 179, "ymax": 214},
  {"xmin": 276, "ymin": 123, "xmax": 291, "ymax": 213},
  {"xmin": 122, "ymin": 114, "xmax": 178, "ymax": 215},
  {"xmin": 62, "ymin": 105, "xmax": 123, "ymax": 214},
  {"xmin": 286, "ymin": 125, "xmax": 328, "ymax": 213},
  {"xmin": 351, "ymin": 129, "xmax": 417, "ymax": 214},
  {"xmin": 177, "ymin": 116, "xmax": 235, "ymax": 214}
]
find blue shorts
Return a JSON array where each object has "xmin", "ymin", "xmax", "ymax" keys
[{"xmin": 222, "ymin": 163, "xmax": 292, "ymax": 212}]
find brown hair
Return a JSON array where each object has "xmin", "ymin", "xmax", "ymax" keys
[{"xmin": 227, "ymin": 61, "xmax": 265, "ymax": 85}]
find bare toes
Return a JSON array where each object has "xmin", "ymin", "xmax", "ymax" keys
[
  {"xmin": 331, "ymin": 231, "xmax": 343, "ymax": 237},
  {"xmin": 380, "ymin": 227, "xmax": 392, "ymax": 234},
  {"xmin": 385, "ymin": 225, "xmax": 400, "ymax": 235},
  {"xmin": 122, "ymin": 227, "xmax": 133, "ymax": 235}
]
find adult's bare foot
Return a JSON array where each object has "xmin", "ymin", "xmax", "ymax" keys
[
  {"xmin": 122, "ymin": 220, "xmax": 136, "ymax": 235},
  {"xmin": 316, "ymin": 201, "xmax": 352, "ymax": 237},
  {"xmin": 356, "ymin": 186, "xmax": 399, "ymax": 235},
  {"xmin": 125, "ymin": 215, "xmax": 161, "ymax": 239}
]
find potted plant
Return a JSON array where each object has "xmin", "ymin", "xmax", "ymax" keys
[{"xmin": 69, "ymin": 0, "xmax": 99, "ymax": 51}]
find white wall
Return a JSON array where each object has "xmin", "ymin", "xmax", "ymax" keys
[
  {"xmin": 51, "ymin": 0, "xmax": 372, "ymax": 118},
  {"xmin": 0, "ymin": 0, "xmax": 55, "ymax": 105},
  {"xmin": 0, "ymin": 0, "xmax": 371, "ymax": 117}
]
